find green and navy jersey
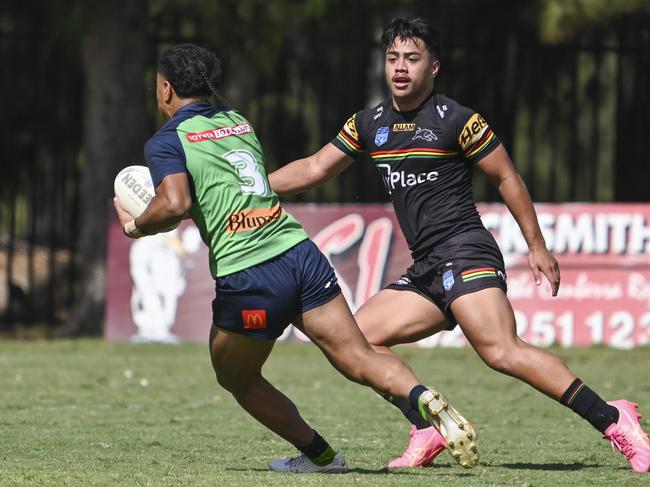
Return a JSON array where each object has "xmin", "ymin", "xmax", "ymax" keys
[
  {"xmin": 145, "ymin": 102, "xmax": 307, "ymax": 278},
  {"xmin": 331, "ymin": 92, "xmax": 501, "ymax": 260}
]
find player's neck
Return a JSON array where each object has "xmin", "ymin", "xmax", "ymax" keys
[
  {"xmin": 167, "ymin": 97, "xmax": 207, "ymax": 118},
  {"xmin": 391, "ymin": 88, "xmax": 434, "ymax": 113}
]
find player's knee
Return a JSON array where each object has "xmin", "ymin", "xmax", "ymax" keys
[
  {"xmin": 214, "ymin": 368, "xmax": 236, "ymax": 392},
  {"xmin": 478, "ymin": 344, "xmax": 514, "ymax": 375},
  {"xmin": 214, "ymin": 367, "xmax": 253, "ymax": 396}
]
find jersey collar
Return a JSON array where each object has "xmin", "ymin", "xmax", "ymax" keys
[
  {"xmin": 162, "ymin": 101, "xmax": 226, "ymax": 131},
  {"xmin": 390, "ymin": 90, "xmax": 435, "ymax": 116}
]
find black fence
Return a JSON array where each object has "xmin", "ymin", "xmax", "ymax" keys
[
  {"xmin": 0, "ymin": 10, "xmax": 82, "ymax": 328},
  {"xmin": 1, "ymin": 8, "xmax": 649, "ymax": 329}
]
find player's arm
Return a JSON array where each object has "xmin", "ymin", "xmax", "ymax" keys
[
  {"xmin": 269, "ymin": 143, "xmax": 354, "ymax": 196},
  {"xmin": 115, "ymin": 172, "xmax": 191, "ymax": 238},
  {"xmin": 476, "ymin": 144, "xmax": 560, "ymax": 296}
]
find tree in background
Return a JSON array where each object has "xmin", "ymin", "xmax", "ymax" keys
[
  {"xmin": 62, "ymin": 0, "xmax": 150, "ymax": 335},
  {"xmin": 538, "ymin": 0, "xmax": 650, "ymax": 201}
]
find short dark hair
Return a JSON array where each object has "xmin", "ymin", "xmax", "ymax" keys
[
  {"xmin": 381, "ymin": 17, "xmax": 442, "ymax": 59},
  {"xmin": 158, "ymin": 43, "xmax": 222, "ymax": 100}
]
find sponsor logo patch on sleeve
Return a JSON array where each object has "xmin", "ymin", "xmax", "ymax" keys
[{"xmin": 458, "ymin": 113, "xmax": 489, "ymax": 150}]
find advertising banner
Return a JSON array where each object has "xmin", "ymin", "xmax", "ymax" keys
[{"xmin": 105, "ymin": 203, "xmax": 650, "ymax": 348}]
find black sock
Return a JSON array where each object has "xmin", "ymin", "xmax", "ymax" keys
[
  {"xmin": 408, "ymin": 384, "xmax": 429, "ymax": 413},
  {"xmin": 560, "ymin": 378, "xmax": 619, "ymax": 433},
  {"xmin": 296, "ymin": 430, "xmax": 336, "ymax": 466},
  {"xmin": 382, "ymin": 393, "xmax": 431, "ymax": 430}
]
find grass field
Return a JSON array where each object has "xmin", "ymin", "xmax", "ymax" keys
[{"xmin": 1, "ymin": 339, "xmax": 649, "ymax": 486}]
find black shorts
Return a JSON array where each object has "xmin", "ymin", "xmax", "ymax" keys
[{"xmin": 386, "ymin": 228, "xmax": 507, "ymax": 327}]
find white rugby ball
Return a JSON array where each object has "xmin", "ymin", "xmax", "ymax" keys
[{"xmin": 114, "ymin": 165, "xmax": 154, "ymax": 218}]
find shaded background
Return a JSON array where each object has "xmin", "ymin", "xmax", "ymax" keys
[{"xmin": 1, "ymin": 0, "xmax": 649, "ymax": 335}]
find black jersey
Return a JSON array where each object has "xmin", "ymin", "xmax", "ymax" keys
[{"xmin": 331, "ymin": 92, "xmax": 501, "ymax": 260}]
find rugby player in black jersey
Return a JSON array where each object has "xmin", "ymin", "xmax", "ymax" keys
[{"xmin": 269, "ymin": 17, "xmax": 650, "ymax": 472}]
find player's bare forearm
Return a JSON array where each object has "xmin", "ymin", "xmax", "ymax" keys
[
  {"xmin": 496, "ymin": 172, "xmax": 546, "ymax": 250},
  {"xmin": 477, "ymin": 145, "xmax": 560, "ymax": 294},
  {"xmin": 136, "ymin": 195, "xmax": 185, "ymax": 232},
  {"xmin": 269, "ymin": 143, "xmax": 354, "ymax": 196},
  {"xmin": 269, "ymin": 156, "xmax": 323, "ymax": 196},
  {"xmin": 499, "ymin": 174, "xmax": 560, "ymax": 294},
  {"xmin": 136, "ymin": 172, "xmax": 192, "ymax": 234}
]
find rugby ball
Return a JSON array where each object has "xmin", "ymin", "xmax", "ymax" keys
[{"xmin": 114, "ymin": 165, "xmax": 154, "ymax": 218}]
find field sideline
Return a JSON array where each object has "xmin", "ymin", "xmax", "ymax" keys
[{"xmin": 1, "ymin": 339, "xmax": 649, "ymax": 486}]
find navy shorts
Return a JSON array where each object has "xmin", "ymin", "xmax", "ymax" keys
[
  {"xmin": 212, "ymin": 239, "xmax": 341, "ymax": 340},
  {"xmin": 386, "ymin": 228, "xmax": 507, "ymax": 327}
]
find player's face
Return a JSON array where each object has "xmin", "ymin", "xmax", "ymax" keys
[{"xmin": 385, "ymin": 37, "xmax": 440, "ymax": 108}]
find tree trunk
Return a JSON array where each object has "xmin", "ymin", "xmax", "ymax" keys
[{"xmin": 58, "ymin": 0, "xmax": 150, "ymax": 336}]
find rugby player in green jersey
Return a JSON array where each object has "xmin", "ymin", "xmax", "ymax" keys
[
  {"xmin": 113, "ymin": 43, "xmax": 481, "ymax": 473},
  {"xmin": 269, "ymin": 18, "xmax": 650, "ymax": 472}
]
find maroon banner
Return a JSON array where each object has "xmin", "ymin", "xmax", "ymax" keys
[{"xmin": 105, "ymin": 203, "xmax": 650, "ymax": 348}]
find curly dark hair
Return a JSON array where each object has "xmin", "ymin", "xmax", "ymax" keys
[
  {"xmin": 381, "ymin": 17, "xmax": 442, "ymax": 59},
  {"xmin": 158, "ymin": 43, "xmax": 224, "ymax": 103}
]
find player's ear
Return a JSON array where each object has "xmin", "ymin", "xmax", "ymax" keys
[
  {"xmin": 163, "ymin": 80, "xmax": 174, "ymax": 103},
  {"xmin": 431, "ymin": 59, "xmax": 441, "ymax": 78}
]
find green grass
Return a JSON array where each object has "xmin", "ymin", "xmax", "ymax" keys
[{"xmin": 1, "ymin": 340, "xmax": 649, "ymax": 486}]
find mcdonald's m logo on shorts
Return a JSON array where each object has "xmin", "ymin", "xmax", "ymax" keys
[{"xmin": 242, "ymin": 309, "xmax": 268, "ymax": 329}]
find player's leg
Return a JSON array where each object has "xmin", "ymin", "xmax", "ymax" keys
[
  {"xmin": 293, "ymin": 292, "xmax": 478, "ymax": 469},
  {"xmin": 209, "ymin": 326, "xmax": 347, "ymax": 473},
  {"xmin": 452, "ymin": 287, "xmax": 650, "ymax": 472},
  {"xmin": 452, "ymin": 288, "xmax": 575, "ymax": 398},
  {"xmin": 357, "ymin": 287, "xmax": 450, "ymax": 348},
  {"xmin": 210, "ymin": 247, "xmax": 351, "ymax": 474},
  {"xmin": 209, "ymin": 326, "xmax": 310, "ymax": 445},
  {"xmin": 296, "ymin": 293, "xmax": 418, "ymax": 398},
  {"xmin": 355, "ymin": 287, "xmax": 450, "ymax": 467}
]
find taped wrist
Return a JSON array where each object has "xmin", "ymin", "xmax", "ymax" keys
[{"xmin": 123, "ymin": 219, "xmax": 145, "ymax": 238}]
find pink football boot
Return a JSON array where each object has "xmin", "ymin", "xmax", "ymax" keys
[
  {"xmin": 388, "ymin": 426, "xmax": 446, "ymax": 468},
  {"xmin": 604, "ymin": 400, "xmax": 650, "ymax": 472}
]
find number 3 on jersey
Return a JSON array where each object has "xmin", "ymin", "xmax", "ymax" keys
[{"xmin": 224, "ymin": 149, "xmax": 268, "ymax": 196}]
